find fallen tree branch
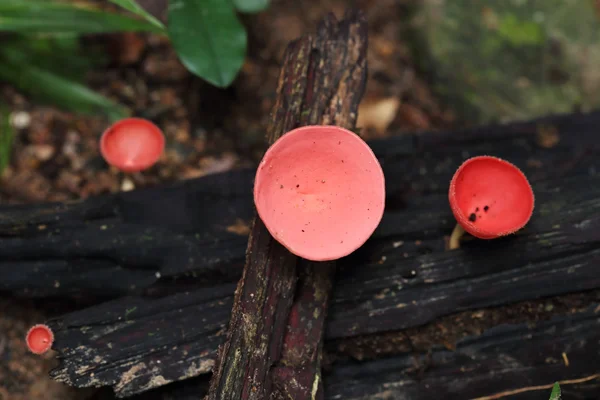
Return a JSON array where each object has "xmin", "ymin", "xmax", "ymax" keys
[{"xmin": 206, "ymin": 10, "xmax": 368, "ymax": 400}]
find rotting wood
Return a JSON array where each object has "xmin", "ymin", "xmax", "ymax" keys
[
  {"xmin": 2, "ymin": 107, "xmax": 600, "ymax": 397},
  {"xmin": 123, "ymin": 303, "xmax": 600, "ymax": 399},
  {"xmin": 326, "ymin": 304, "xmax": 600, "ymax": 400},
  {"xmin": 2, "ymin": 111, "xmax": 600, "ymax": 301},
  {"xmin": 43, "ymin": 107, "xmax": 600, "ymax": 396},
  {"xmin": 0, "ymin": 109, "xmax": 600, "ymax": 395},
  {"xmin": 206, "ymin": 10, "xmax": 368, "ymax": 400}
]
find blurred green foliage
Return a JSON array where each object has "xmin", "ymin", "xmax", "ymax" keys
[
  {"xmin": 414, "ymin": 0, "xmax": 600, "ymax": 124},
  {"xmin": 0, "ymin": 0, "xmax": 271, "ymax": 122},
  {"xmin": 0, "ymin": 104, "xmax": 13, "ymax": 175},
  {"xmin": 0, "ymin": 34, "xmax": 127, "ymax": 121},
  {"xmin": 0, "ymin": 0, "xmax": 270, "ymax": 170},
  {"xmin": 0, "ymin": 0, "xmax": 163, "ymax": 34},
  {"xmin": 0, "ymin": 0, "xmax": 159, "ymax": 120}
]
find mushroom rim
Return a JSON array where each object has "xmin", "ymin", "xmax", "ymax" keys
[
  {"xmin": 99, "ymin": 118, "xmax": 165, "ymax": 172},
  {"xmin": 448, "ymin": 155, "xmax": 535, "ymax": 239},
  {"xmin": 253, "ymin": 125, "xmax": 386, "ymax": 261},
  {"xmin": 26, "ymin": 323, "xmax": 55, "ymax": 354}
]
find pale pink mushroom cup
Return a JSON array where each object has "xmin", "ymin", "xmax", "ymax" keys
[{"xmin": 253, "ymin": 125, "xmax": 385, "ymax": 261}]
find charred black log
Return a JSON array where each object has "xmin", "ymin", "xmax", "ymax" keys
[
  {"xmin": 106, "ymin": 303, "xmax": 600, "ymax": 399},
  {"xmin": 2, "ymin": 113, "xmax": 599, "ymax": 301},
  {"xmin": 39, "ymin": 109, "xmax": 600, "ymax": 397}
]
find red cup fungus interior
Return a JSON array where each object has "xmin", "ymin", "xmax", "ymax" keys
[
  {"xmin": 100, "ymin": 118, "xmax": 165, "ymax": 172},
  {"xmin": 253, "ymin": 125, "xmax": 385, "ymax": 261},
  {"xmin": 449, "ymin": 156, "xmax": 534, "ymax": 239},
  {"xmin": 26, "ymin": 324, "xmax": 54, "ymax": 355}
]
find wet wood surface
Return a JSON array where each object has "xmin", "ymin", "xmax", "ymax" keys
[
  {"xmin": 21, "ymin": 109, "xmax": 597, "ymax": 397},
  {"xmin": 115, "ymin": 304, "xmax": 600, "ymax": 400}
]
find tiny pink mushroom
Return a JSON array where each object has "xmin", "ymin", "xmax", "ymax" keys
[
  {"xmin": 26, "ymin": 324, "xmax": 54, "ymax": 355},
  {"xmin": 100, "ymin": 118, "xmax": 165, "ymax": 172}
]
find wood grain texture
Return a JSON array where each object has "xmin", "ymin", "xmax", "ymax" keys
[
  {"xmin": 206, "ymin": 10, "xmax": 368, "ymax": 400},
  {"xmin": 3, "ymin": 113, "xmax": 599, "ymax": 303},
  {"xmin": 37, "ymin": 110, "xmax": 600, "ymax": 397},
  {"xmin": 326, "ymin": 304, "xmax": 600, "ymax": 400},
  {"xmin": 116, "ymin": 304, "xmax": 600, "ymax": 400}
]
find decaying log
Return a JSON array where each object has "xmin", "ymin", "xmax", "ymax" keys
[
  {"xmin": 325, "ymin": 304, "xmax": 600, "ymax": 400},
  {"xmin": 39, "ymin": 110, "xmax": 600, "ymax": 397},
  {"xmin": 115, "ymin": 303, "xmax": 600, "ymax": 399},
  {"xmin": 2, "ymin": 112, "xmax": 599, "ymax": 301},
  {"xmin": 1, "ymin": 112, "xmax": 599, "ymax": 302},
  {"xmin": 0, "ymin": 169, "xmax": 253, "ymax": 298},
  {"xmin": 207, "ymin": 10, "xmax": 367, "ymax": 400}
]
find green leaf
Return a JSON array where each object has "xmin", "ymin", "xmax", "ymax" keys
[
  {"xmin": 0, "ymin": 104, "xmax": 14, "ymax": 174},
  {"xmin": 233, "ymin": 0, "xmax": 270, "ymax": 13},
  {"xmin": 108, "ymin": 0, "xmax": 165, "ymax": 31},
  {"xmin": 168, "ymin": 0, "xmax": 247, "ymax": 87},
  {"xmin": 0, "ymin": 0, "xmax": 162, "ymax": 34},
  {"xmin": 0, "ymin": 45, "xmax": 127, "ymax": 121},
  {"xmin": 549, "ymin": 382, "xmax": 561, "ymax": 400},
  {"xmin": 7, "ymin": 33, "xmax": 100, "ymax": 82}
]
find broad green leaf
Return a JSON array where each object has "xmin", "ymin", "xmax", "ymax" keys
[
  {"xmin": 8, "ymin": 33, "xmax": 100, "ymax": 82},
  {"xmin": 233, "ymin": 0, "xmax": 270, "ymax": 13},
  {"xmin": 549, "ymin": 383, "xmax": 561, "ymax": 400},
  {"xmin": 168, "ymin": 0, "xmax": 247, "ymax": 87},
  {"xmin": 108, "ymin": 0, "xmax": 165, "ymax": 31},
  {"xmin": 0, "ymin": 0, "xmax": 162, "ymax": 34},
  {"xmin": 0, "ymin": 45, "xmax": 127, "ymax": 121}
]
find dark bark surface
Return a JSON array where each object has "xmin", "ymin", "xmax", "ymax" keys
[
  {"xmin": 2, "ymin": 112, "xmax": 599, "ymax": 303},
  {"xmin": 0, "ymin": 169, "xmax": 252, "ymax": 299},
  {"xmin": 328, "ymin": 303, "xmax": 600, "ymax": 400},
  {"xmin": 33, "ymin": 109, "xmax": 600, "ymax": 397},
  {"xmin": 115, "ymin": 303, "xmax": 600, "ymax": 400},
  {"xmin": 206, "ymin": 11, "xmax": 368, "ymax": 400}
]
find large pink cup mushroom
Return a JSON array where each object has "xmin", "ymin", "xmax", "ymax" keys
[
  {"xmin": 253, "ymin": 125, "xmax": 385, "ymax": 261},
  {"xmin": 100, "ymin": 118, "xmax": 165, "ymax": 173},
  {"xmin": 448, "ymin": 155, "xmax": 535, "ymax": 249}
]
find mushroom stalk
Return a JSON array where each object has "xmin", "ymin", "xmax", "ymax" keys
[{"xmin": 448, "ymin": 223, "xmax": 465, "ymax": 250}]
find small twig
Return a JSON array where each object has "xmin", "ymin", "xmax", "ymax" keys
[{"xmin": 471, "ymin": 374, "xmax": 600, "ymax": 400}]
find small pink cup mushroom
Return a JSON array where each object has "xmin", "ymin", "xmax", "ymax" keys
[
  {"xmin": 26, "ymin": 324, "xmax": 54, "ymax": 355},
  {"xmin": 100, "ymin": 118, "xmax": 165, "ymax": 173},
  {"xmin": 253, "ymin": 125, "xmax": 385, "ymax": 261},
  {"xmin": 448, "ymin": 155, "xmax": 535, "ymax": 249}
]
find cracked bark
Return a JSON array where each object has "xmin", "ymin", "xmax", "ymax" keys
[{"xmin": 206, "ymin": 10, "xmax": 368, "ymax": 400}]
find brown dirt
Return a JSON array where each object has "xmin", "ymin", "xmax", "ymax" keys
[
  {"xmin": 0, "ymin": 299, "xmax": 94, "ymax": 400},
  {"xmin": 0, "ymin": 0, "xmax": 453, "ymax": 204}
]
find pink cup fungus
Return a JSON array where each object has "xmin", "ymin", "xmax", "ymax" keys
[
  {"xmin": 253, "ymin": 125, "xmax": 385, "ymax": 262},
  {"xmin": 448, "ymin": 155, "xmax": 535, "ymax": 249},
  {"xmin": 26, "ymin": 324, "xmax": 54, "ymax": 355},
  {"xmin": 100, "ymin": 118, "xmax": 165, "ymax": 172}
]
